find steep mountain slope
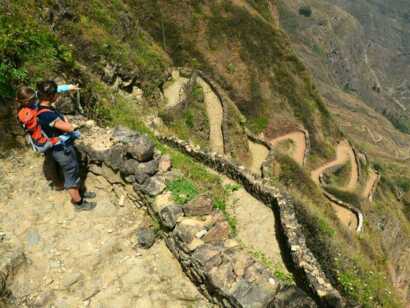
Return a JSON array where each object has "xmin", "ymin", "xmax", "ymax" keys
[{"xmin": 277, "ymin": 0, "xmax": 410, "ymax": 304}]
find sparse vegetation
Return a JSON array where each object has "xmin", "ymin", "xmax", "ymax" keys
[
  {"xmin": 167, "ymin": 178, "xmax": 199, "ymax": 204},
  {"xmin": 299, "ymin": 6, "xmax": 312, "ymax": 18}
]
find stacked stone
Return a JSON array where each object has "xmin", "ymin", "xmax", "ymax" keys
[
  {"xmin": 74, "ymin": 120, "xmax": 317, "ymax": 307},
  {"xmin": 154, "ymin": 195, "xmax": 316, "ymax": 307},
  {"xmin": 76, "ymin": 124, "xmax": 168, "ymax": 199},
  {"xmin": 158, "ymin": 135, "xmax": 345, "ymax": 307}
]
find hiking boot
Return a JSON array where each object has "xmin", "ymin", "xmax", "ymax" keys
[
  {"xmin": 82, "ymin": 191, "xmax": 96, "ymax": 199},
  {"xmin": 74, "ymin": 200, "xmax": 96, "ymax": 212}
]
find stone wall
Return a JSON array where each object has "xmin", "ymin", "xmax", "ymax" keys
[
  {"xmin": 74, "ymin": 120, "xmax": 317, "ymax": 307},
  {"xmin": 157, "ymin": 135, "xmax": 345, "ymax": 307},
  {"xmin": 323, "ymin": 191, "xmax": 364, "ymax": 233}
]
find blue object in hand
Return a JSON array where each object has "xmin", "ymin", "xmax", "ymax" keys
[{"xmin": 72, "ymin": 130, "xmax": 81, "ymax": 139}]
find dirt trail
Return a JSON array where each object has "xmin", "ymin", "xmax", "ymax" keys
[
  {"xmin": 311, "ymin": 140, "xmax": 361, "ymax": 231},
  {"xmin": 197, "ymin": 77, "xmax": 225, "ymax": 155},
  {"xmin": 362, "ymin": 169, "xmax": 379, "ymax": 200},
  {"xmin": 331, "ymin": 204, "xmax": 358, "ymax": 232},
  {"xmin": 163, "ymin": 70, "xmax": 189, "ymax": 108},
  {"xmin": 0, "ymin": 151, "xmax": 210, "ymax": 307},
  {"xmin": 247, "ymin": 140, "xmax": 270, "ymax": 175},
  {"xmin": 270, "ymin": 131, "xmax": 306, "ymax": 165},
  {"xmin": 311, "ymin": 140, "xmax": 358, "ymax": 191},
  {"xmin": 223, "ymin": 178, "xmax": 289, "ymax": 275}
]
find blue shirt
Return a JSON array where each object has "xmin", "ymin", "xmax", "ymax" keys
[{"xmin": 37, "ymin": 107, "xmax": 66, "ymax": 138}]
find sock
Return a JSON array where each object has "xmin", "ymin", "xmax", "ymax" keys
[{"xmin": 71, "ymin": 197, "xmax": 83, "ymax": 205}]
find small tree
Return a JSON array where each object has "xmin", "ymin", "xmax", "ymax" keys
[{"xmin": 299, "ymin": 6, "xmax": 312, "ymax": 17}]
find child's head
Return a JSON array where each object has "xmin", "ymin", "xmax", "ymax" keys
[
  {"xmin": 16, "ymin": 86, "xmax": 36, "ymax": 107},
  {"xmin": 37, "ymin": 80, "xmax": 58, "ymax": 103}
]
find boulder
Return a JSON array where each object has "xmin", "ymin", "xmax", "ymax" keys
[
  {"xmin": 159, "ymin": 205, "xmax": 184, "ymax": 229},
  {"xmin": 133, "ymin": 177, "xmax": 166, "ymax": 197},
  {"xmin": 202, "ymin": 221, "xmax": 230, "ymax": 243},
  {"xmin": 158, "ymin": 155, "xmax": 172, "ymax": 173},
  {"xmin": 136, "ymin": 228, "xmax": 157, "ymax": 249},
  {"xmin": 272, "ymin": 286, "xmax": 317, "ymax": 308},
  {"xmin": 120, "ymin": 159, "xmax": 140, "ymax": 176},
  {"xmin": 134, "ymin": 172, "xmax": 149, "ymax": 185},
  {"xmin": 112, "ymin": 126, "xmax": 139, "ymax": 144},
  {"xmin": 183, "ymin": 195, "xmax": 214, "ymax": 217},
  {"xmin": 137, "ymin": 159, "xmax": 159, "ymax": 176},
  {"xmin": 127, "ymin": 136, "xmax": 154, "ymax": 162},
  {"xmin": 105, "ymin": 144, "xmax": 125, "ymax": 171}
]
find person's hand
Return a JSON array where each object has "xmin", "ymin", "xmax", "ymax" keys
[{"xmin": 69, "ymin": 84, "xmax": 80, "ymax": 91}]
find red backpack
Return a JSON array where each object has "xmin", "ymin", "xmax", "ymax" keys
[{"xmin": 17, "ymin": 105, "xmax": 60, "ymax": 153}]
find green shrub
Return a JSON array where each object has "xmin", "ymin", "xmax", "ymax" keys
[
  {"xmin": 324, "ymin": 186, "xmax": 362, "ymax": 208},
  {"xmin": 299, "ymin": 6, "xmax": 312, "ymax": 17}
]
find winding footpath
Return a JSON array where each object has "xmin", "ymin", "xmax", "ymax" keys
[
  {"xmin": 362, "ymin": 169, "xmax": 380, "ymax": 202},
  {"xmin": 163, "ymin": 70, "xmax": 189, "ymax": 108},
  {"xmin": 269, "ymin": 133, "xmax": 362, "ymax": 232},
  {"xmin": 197, "ymin": 77, "xmax": 225, "ymax": 155},
  {"xmin": 270, "ymin": 131, "xmax": 306, "ymax": 166},
  {"xmin": 247, "ymin": 140, "xmax": 270, "ymax": 175},
  {"xmin": 311, "ymin": 140, "xmax": 358, "ymax": 192}
]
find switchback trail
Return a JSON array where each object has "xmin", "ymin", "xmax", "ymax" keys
[
  {"xmin": 362, "ymin": 169, "xmax": 379, "ymax": 201},
  {"xmin": 311, "ymin": 140, "xmax": 358, "ymax": 192},
  {"xmin": 197, "ymin": 77, "xmax": 225, "ymax": 155},
  {"xmin": 270, "ymin": 131, "xmax": 306, "ymax": 166},
  {"xmin": 248, "ymin": 140, "xmax": 270, "ymax": 175},
  {"xmin": 163, "ymin": 71, "xmax": 189, "ymax": 108}
]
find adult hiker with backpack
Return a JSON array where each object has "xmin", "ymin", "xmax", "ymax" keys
[{"xmin": 16, "ymin": 81, "xmax": 96, "ymax": 211}]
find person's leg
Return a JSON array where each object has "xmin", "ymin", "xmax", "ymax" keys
[
  {"xmin": 68, "ymin": 187, "xmax": 81, "ymax": 203},
  {"xmin": 52, "ymin": 145, "xmax": 95, "ymax": 210},
  {"xmin": 43, "ymin": 151, "xmax": 64, "ymax": 190}
]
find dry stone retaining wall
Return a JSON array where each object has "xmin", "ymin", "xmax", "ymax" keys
[
  {"xmin": 74, "ymin": 121, "xmax": 317, "ymax": 307},
  {"xmin": 158, "ymin": 135, "xmax": 345, "ymax": 307}
]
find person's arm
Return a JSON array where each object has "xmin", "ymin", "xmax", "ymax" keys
[
  {"xmin": 53, "ymin": 119, "xmax": 74, "ymax": 132},
  {"xmin": 57, "ymin": 84, "xmax": 80, "ymax": 93}
]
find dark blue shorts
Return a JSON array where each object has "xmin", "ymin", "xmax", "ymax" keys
[{"xmin": 51, "ymin": 144, "xmax": 80, "ymax": 189}]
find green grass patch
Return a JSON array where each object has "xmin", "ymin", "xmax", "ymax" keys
[
  {"xmin": 166, "ymin": 178, "xmax": 199, "ymax": 204},
  {"xmin": 250, "ymin": 250, "xmax": 295, "ymax": 285},
  {"xmin": 324, "ymin": 186, "xmax": 362, "ymax": 208}
]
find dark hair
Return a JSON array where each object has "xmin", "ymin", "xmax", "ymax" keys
[
  {"xmin": 16, "ymin": 86, "xmax": 36, "ymax": 107},
  {"xmin": 37, "ymin": 80, "xmax": 58, "ymax": 101}
]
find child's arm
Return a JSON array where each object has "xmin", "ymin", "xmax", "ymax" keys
[{"xmin": 57, "ymin": 84, "xmax": 80, "ymax": 93}]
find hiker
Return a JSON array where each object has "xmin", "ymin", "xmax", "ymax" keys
[
  {"xmin": 16, "ymin": 85, "xmax": 76, "ymax": 189},
  {"xmin": 16, "ymin": 81, "xmax": 96, "ymax": 211}
]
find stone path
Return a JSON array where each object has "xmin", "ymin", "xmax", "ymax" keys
[
  {"xmin": 270, "ymin": 132, "xmax": 306, "ymax": 166},
  {"xmin": 197, "ymin": 77, "xmax": 225, "ymax": 155},
  {"xmin": 0, "ymin": 151, "xmax": 211, "ymax": 307},
  {"xmin": 163, "ymin": 70, "xmax": 189, "ymax": 108},
  {"xmin": 247, "ymin": 140, "xmax": 270, "ymax": 176},
  {"xmin": 311, "ymin": 140, "xmax": 358, "ymax": 192}
]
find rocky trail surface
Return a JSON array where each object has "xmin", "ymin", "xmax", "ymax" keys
[
  {"xmin": 269, "ymin": 132, "xmax": 306, "ymax": 166},
  {"xmin": 0, "ymin": 150, "xmax": 211, "ymax": 307},
  {"xmin": 247, "ymin": 140, "xmax": 270, "ymax": 176},
  {"xmin": 223, "ymin": 178, "xmax": 288, "ymax": 275},
  {"xmin": 163, "ymin": 70, "xmax": 189, "ymax": 108},
  {"xmin": 198, "ymin": 77, "xmax": 225, "ymax": 155}
]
